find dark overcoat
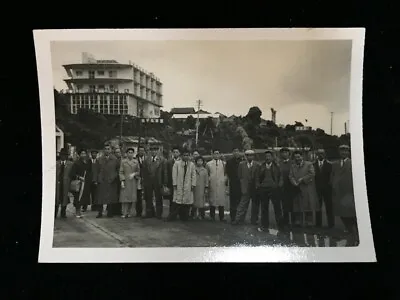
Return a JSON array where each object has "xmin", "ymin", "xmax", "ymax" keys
[
  {"xmin": 96, "ymin": 154, "xmax": 119, "ymax": 205},
  {"xmin": 331, "ymin": 158, "xmax": 356, "ymax": 217},
  {"xmin": 55, "ymin": 160, "xmax": 74, "ymax": 206}
]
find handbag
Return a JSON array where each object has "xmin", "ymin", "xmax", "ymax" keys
[
  {"xmin": 70, "ymin": 179, "xmax": 81, "ymax": 193},
  {"xmin": 161, "ymin": 185, "xmax": 171, "ymax": 197}
]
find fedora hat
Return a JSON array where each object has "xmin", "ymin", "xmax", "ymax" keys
[{"xmin": 59, "ymin": 148, "xmax": 69, "ymax": 155}]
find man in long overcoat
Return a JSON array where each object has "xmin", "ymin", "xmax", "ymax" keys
[
  {"xmin": 135, "ymin": 146, "xmax": 146, "ymax": 217},
  {"xmin": 331, "ymin": 144, "xmax": 359, "ymax": 245},
  {"xmin": 163, "ymin": 146, "xmax": 181, "ymax": 221},
  {"xmin": 206, "ymin": 150, "xmax": 227, "ymax": 221},
  {"xmin": 278, "ymin": 147, "xmax": 295, "ymax": 229},
  {"xmin": 89, "ymin": 149, "xmax": 99, "ymax": 212},
  {"xmin": 225, "ymin": 148, "xmax": 243, "ymax": 222},
  {"xmin": 289, "ymin": 150, "xmax": 319, "ymax": 227},
  {"xmin": 170, "ymin": 149, "xmax": 196, "ymax": 221},
  {"xmin": 55, "ymin": 148, "xmax": 74, "ymax": 218},
  {"xmin": 95, "ymin": 144, "xmax": 119, "ymax": 218}
]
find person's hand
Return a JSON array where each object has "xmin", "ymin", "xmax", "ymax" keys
[
  {"xmin": 121, "ymin": 181, "xmax": 125, "ymax": 189},
  {"xmin": 205, "ymin": 188, "xmax": 209, "ymax": 195},
  {"xmin": 79, "ymin": 176, "xmax": 84, "ymax": 181}
]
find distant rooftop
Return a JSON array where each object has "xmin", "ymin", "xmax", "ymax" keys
[{"xmin": 170, "ymin": 107, "xmax": 196, "ymax": 114}]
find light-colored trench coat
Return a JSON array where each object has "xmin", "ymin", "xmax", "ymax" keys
[
  {"xmin": 119, "ymin": 158, "xmax": 140, "ymax": 203},
  {"xmin": 206, "ymin": 159, "xmax": 227, "ymax": 207},
  {"xmin": 172, "ymin": 160, "xmax": 196, "ymax": 205},
  {"xmin": 331, "ymin": 158, "xmax": 356, "ymax": 217},
  {"xmin": 55, "ymin": 160, "xmax": 73, "ymax": 206},
  {"xmin": 193, "ymin": 166, "xmax": 209, "ymax": 208},
  {"xmin": 96, "ymin": 154, "xmax": 119, "ymax": 205},
  {"xmin": 289, "ymin": 160, "xmax": 319, "ymax": 212}
]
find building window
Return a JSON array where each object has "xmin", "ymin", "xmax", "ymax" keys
[
  {"xmin": 99, "ymin": 95, "xmax": 108, "ymax": 114},
  {"xmin": 90, "ymin": 95, "xmax": 98, "ymax": 112},
  {"xmin": 76, "ymin": 84, "xmax": 83, "ymax": 91},
  {"xmin": 154, "ymin": 107, "xmax": 160, "ymax": 116},
  {"xmin": 89, "ymin": 71, "xmax": 95, "ymax": 79},
  {"xmin": 89, "ymin": 85, "xmax": 96, "ymax": 92},
  {"xmin": 110, "ymin": 95, "xmax": 119, "ymax": 114},
  {"xmin": 76, "ymin": 70, "xmax": 83, "ymax": 76},
  {"xmin": 109, "ymin": 70, "xmax": 116, "ymax": 78},
  {"xmin": 97, "ymin": 70, "xmax": 104, "ymax": 76},
  {"xmin": 98, "ymin": 85, "xmax": 105, "ymax": 90},
  {"xmin": 109, "ymin": 85, "xmax": 114, "ymax": 91},
  {"xmin": 120, "ymin": 95, "xmax": 128, "ymax": 115}
]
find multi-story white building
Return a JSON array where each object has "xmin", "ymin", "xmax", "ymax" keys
[{"xmin": 61, "ymin": 52, "xmax": 163, "ymax": 118}]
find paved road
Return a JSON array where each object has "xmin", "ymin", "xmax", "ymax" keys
[{"xmin": 53, "ymin": 198, "xmax": 354, "ymax": 248}]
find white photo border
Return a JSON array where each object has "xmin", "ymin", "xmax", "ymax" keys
[{"xmin": 34, "ymin": 28, "xmax": 375, "ymax": 263}]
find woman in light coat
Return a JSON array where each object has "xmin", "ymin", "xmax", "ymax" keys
[
  {"xmin": 119, "ymin": 148, "xmax": 140, "ymax": 218},
  {"xmin": 191, "ymin": 156, "xmax": 209, "ymax": 220}
]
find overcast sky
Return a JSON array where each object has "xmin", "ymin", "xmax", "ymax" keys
[{"xmin": 51, "ymin": 40, "xmax": 352, "ymax": 135}]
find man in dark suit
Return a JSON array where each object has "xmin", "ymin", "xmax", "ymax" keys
[
  {"xmin": 225, "ymin": 147, "xmax": 243, "ymax": 222},
  {"xmin": 256, "ymin": 150, "xmax": 283, "ymax": 232},
  {"xmin": 88, "ymin": 149, "xmax": 99, "ymax": 212},
  {"xmin": 135, "ymin": 145, "xmax": 146, "ymax": 217},
  {"xmin": 233, "ymin": 150, "xmax": 259, "ymax": 225},
  {"xmin": 314, "ymin": 149, "xmax": 334, "ymax": 228},
  {"xmin": 142, "ymin": 145, "xmax": 164, "ymax": 219}
]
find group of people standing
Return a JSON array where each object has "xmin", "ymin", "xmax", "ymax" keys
[
  {"xmin": 226, "ymin": 145, "xmax": 359, "ymax": 245},
  {"xmin": 55, "ymin": 143, "xmax": 359, "ymax": 245}
]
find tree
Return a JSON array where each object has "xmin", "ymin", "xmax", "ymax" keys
[
  {"xmin": 185, "ymin": 115, "xmax": 196, "ymax": 129},
  {"xmin": 245, "ymin": 106, "xmax": 262, "ymax": 126}
]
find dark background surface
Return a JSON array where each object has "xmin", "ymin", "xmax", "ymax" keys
[{"xmin": 2, "ymin": 2, "xmax": 399, "ymax": 298}]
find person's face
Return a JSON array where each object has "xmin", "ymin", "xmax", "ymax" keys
[
  {"xmin": 213, "ymin": 151, "xmax": 220, "ymax": 160},
  {"xmin": 193, "ymin": 151, "xmax": 199, "ymax": 158},
  {"xmin": 265, "ymin": 153, "xmax": 273, "ymax": 163},
  {"xmin": 104, "ymin": 146, "xmax": 111, "ymax": 155},
  {"xmin": 182, "ymin": 153, "xmax": 190, "ymax": 162},
  {"xmin": 246, "ymin": 154, "xmax": 255, "ymax": 162},
  {"xmin": 138, "ymin": 148, "xmax": 145, "ymax": 157},
  {"xmin": 233, "ymin": 149, "xmax": 240, "ymax": 158},
  {"xmin": 281, "ymin": 151, "xmax": 289, "ymax": 160},
  {"xmin": 317, "ymin": 151, "xmax": 325, "ymax": 160},
  {"xmin": 114, "ymin": 148, "xmax": 121, "ymax": 158},
  {"xmin": 127, "ymin": 150, "xmax": 134, "ymax": 159},
  {"xmin": 339, "ymin": 148, "xmax": 350, "ymax": 159},
  {"xmin": 91, "ymin": 152, "xmax": 97, "ymax": 159},
  {"xmin": 294, "ymin": 153, "xmax": 303, "ymax": 163},
  {"xmin": 151, "ymin": 149, "xmax": 158, "ymax": 156},
  {"xmin": 79, "ymin": 151, "xmax": 87, "ymax": 160},
  {"xmin": 172, "ymin": 149, "xmax": 180, "ymax": 158},
  {"xmin": 196, "ymin": 159, "xmax": 204, "ymax": 167}
]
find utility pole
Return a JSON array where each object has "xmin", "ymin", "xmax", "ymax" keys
[
  {"xmin": 195, "ymin": 99, "xmax": 202, "ymax": 147},
  {"xmin": 330, "ymin": 112, "xmax": 334, "ymax": 135}
]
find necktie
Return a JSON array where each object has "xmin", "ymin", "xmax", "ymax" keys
[
  {"xmin": 184, "ymin": 162, "xmax": 188, "ymax": 178},
  {"xmin": 216, "ymin": 160, "xmax": 218, "ymax": 167},
  {"xmin": 153, "ymin": 156, "xmax": 156, "ymax": 162},
  {"xmin": 60, "ymin": 162, "xmax": 65, "ymax": 179}
]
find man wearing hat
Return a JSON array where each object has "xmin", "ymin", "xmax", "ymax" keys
[
  {"xmin": 279, "ymin": 147, "xmax": 295, "ymax": 229},
  {"xmin": 55, "ymin": 148, "xmax": 74, "ymax": 218},
  {"xmin": 225, "ymin": 147, "xmax": 243, "ymax": 222},
  {"xmin": 89, "ymin": 149, "xmax": 100, "ymax": 212},
  {"xmin": 331, "ymin": 144, "xmax": 359, "ymax": 245},
  {"xmin": 233, "ymin": 149, "xmax": 260, "ymax": 225},
  {"xmin": 142, "ymin": 145, "xmax": 164, "ymax": 219}
]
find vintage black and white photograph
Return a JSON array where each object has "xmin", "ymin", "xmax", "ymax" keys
[{"xmin": 34, "ymin": 28, "xmax": 375, "ymax": 262}]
